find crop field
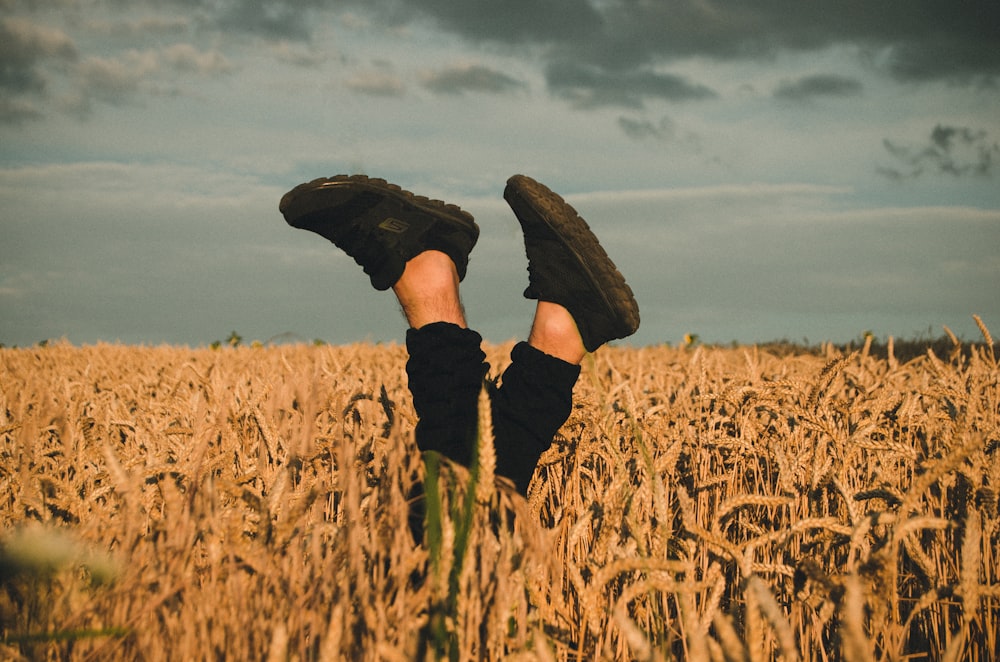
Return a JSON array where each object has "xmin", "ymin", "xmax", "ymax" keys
[{"xmin": 1, "ymin": 325, "xmax": 998, "ymax": 661}]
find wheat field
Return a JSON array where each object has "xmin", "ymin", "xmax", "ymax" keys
[{"xmin": 1, "ymin": 326, "xmax": 997, "ymax": 660}]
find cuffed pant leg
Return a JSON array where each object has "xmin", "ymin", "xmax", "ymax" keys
[
  {"xmin": 492, "ymin": 342, "xmax": 581, "ymax": 494},
  {"xmin": 405, "ymin": 321, "xmax": 489, "ymax": 467}
]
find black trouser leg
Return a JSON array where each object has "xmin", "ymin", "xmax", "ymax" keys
[
  {"xmin": 405, "ymin": 322, "xmax": 489, "ymax": 467},
  {"xmin": 404, "ymin": 322, "xmax": 487, "ymax": 544},
  {"xmin": 405, "ymin": 325, "xmax": 580, "ymax": 495},
  {"xmin": 491, "ymin": 342, "xmax": 581, "ymax": 494}
]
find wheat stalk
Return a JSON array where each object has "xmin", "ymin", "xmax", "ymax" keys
[
  {"xmin": 475, "ymin": 385, "xmax": 496, "ymax": 505},
  {"xmin": 2, "ymin": 339, "xmax": 996, "ymax": 660},
  {"xmin": 746, "ymin": 576, "xmax": 799, "ymax": 662},
  {"xmin": 972, "ymin": 314, "xmax": 996, "ymax": 365},
  {"xmin": 839, "ymin": 573, "xmax": 873, "ymax": 662},
  {"xmin": 958, "ymin": 506, "xmax": 982, "ymax": 622}
]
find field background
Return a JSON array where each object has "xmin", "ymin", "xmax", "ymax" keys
[{"xmin": 1, "ymin": 330, "xmax": 998, "ymax": 661}]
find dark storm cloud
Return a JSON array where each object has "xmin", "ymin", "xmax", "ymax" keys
[
  {"xmin": 27, "ymin": 0, "xmax": 992, "ymax": 120},
  {"xmin": 883, "ymin": 22, "xmax": 1000, "ymax": 84},
  {"xmin": 327, "ymin": 0, "xmax": 1000, "ymax": 84},
  {"xmin": 364, "ymin": 0, "xmax": 604, "ymax": 45},
  {"xmin": 244, "ymin": 0, "xmax": 996, "ymax": 115},
  {"xmin": 84, "ymin": 0, "xmax": 1000, "ymax": 85},
  {"xmin": 421, "ymin": 63, "xmax": 526, "ymax": 95},
  {"xmin": 95, "ymin": 0, "xmax": 328, "ymax": 40},
  {"xmin": 546, "ymin": 61, "xmax": 715, "ymax": 108},
  {"xmin": 86, "ymin": 15, "xmax": 190, "ymax": 38},
  {"xmin": 773, "ymin": 74, "xmax": 863, "ymax": 101},
  {"xmin": 880, "ymin": 124, "xmax": 1000, "ymax": 180},
  {"xmin": 214, "ymin": 0, "xmax": 315, "ymax": 40}
]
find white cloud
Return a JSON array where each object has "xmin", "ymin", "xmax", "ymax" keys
[
  {"xmin": 270, "ymin": 41, "xmax": 329, "ymax": 68},
  {"xmin": 83, "ymin": 15, "xmax": 189, "ymax": 37},
  {"xmin": 344, "ymin": 65, "xmax": 405, "ymax": 97},
  {"xmin": 74, "ymin": 51, "xmax": 157, "ymax": 102},
  {"xmin": 163, "ymin": 43, "xmax": 234, "ymax": 75},
  {"xmin": 0, "ymin": 17, "xmax": 76, "ymax": 65},
  {"xmin": 0, "ymin": 16, "xmax": 77, "ymax": 107},
  {"xmin": 420, "ymin": 62, "xmax": 526, "ymax": 96}
]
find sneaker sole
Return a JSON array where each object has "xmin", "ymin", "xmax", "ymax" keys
[
  {"xmin": 280, "ymin": 174, "xmax": 477, "ymax": 235},
  {"xmin": 504, "ymin": 174, "xmax": 640, "ymax": 345}
]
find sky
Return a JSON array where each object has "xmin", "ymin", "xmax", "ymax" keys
[{"xmin": 2, "ymin": 0, "xmax": 999, "ymax": 348}]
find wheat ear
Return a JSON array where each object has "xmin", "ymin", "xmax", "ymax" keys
[
  {"xmin": 973, "ymin": 314, "xmax": 995, "ymax": 364},
  {"xmin": 476, "ymin": 385, "xmax": 496, "ymax": 504}
]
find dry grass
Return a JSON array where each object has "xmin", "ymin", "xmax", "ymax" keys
[{"xmin": 1, "ymin": 331, "xmax": 997, "ymax": 660}]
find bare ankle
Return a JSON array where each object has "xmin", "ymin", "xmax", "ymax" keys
[
  {"xmin": 392, "ymin": 250, "xmax": 466, "ymax": 329},
  {"xmin": 527, "ymin": 301, "xmax": 586, "ymax": 364}
]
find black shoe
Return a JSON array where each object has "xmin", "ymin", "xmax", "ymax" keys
[
  {"xmin": 503, "ymin": 174, "xmax": 639, "ymax": 352},
  {"xmin": 280, "ymin": 175, "xmax": 480, "ymax": 291}
]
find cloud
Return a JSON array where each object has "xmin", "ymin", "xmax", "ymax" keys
[
  {"xmin": 773, "ymin": 74, "xmax": 863, "ymax": 101},
  {"xmin": 331, "ymin": 1, "xmax": 1000, "ymax": 85},
  {"xmin": 367, "ymin": 0, "xmax": 604, "ymax": 45},
  {"xmin": 48, "ymin": 0, "xmax": 997, "ymax": 89},
  {"xmin": 0, "ymin": 11, "xmax": 239, "ymax": 121},
  {"xmin": 81, "ymin": 0, "xmax": 323, "ymax": 40},
  {"xmin": 345, "ymin": 66, "xmax": 405, "ymax": 97},
  {"xmin": 162, "ymin": 43, "xmax": 234, "ymax": 75},
  {"xmin": 214, "ymin": 0, "xmax": 316, "ymax": 40},
  {"xmin": 0, "ymin": 17, "xmax": 76, "ymax": 97},
  {"xmin": 0, "ymin": 17, "xmax": 77, "ymax": 68},
  {"xmin": 616, "ymin": 114, "xmax": 703, "ymax": 152},
  {"xmin": 420, "ymin": 63, "xmax": 525, "ymax": 95},
  {"xmin": 55, "ymin": 44, "xmax": 233, "ymax": 116},
  {"xmin": 83, "ymin": 15, "xmax": 190, "ymax": 37},
  {"xmin": 7, "ymin": 1, "xmax": 995, "ymax": 131},
  {"xmin": 880, "ymin": 124, "xmax": 1000, "ymax": 180},
  {"xmin": 618, "ymin": 116, "xmax": 672, "ymax": 142},
  {"xmin": 0, "ymin": 97, "xmax": 43, "ymax": 124},
  {"xmin": 545, "ymin": 61, "xmax": 716, "ymax": 109},
  {"xmin": 885, "ymin": 33, "xmax": 1000, "ymax": 85},
  {"xmin": 270, "ymin": 41, "xmax": 330, "ymax": 68},
  {"xmin": 73, "ymin": 51, "xmax": 158, "ymax": 105}
]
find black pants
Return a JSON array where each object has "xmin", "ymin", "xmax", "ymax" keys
[{"xmin": 405, "ymin": 322, "xmax": 581, "ymax": 494}]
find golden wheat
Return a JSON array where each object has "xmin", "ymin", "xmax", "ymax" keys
[{"xmin": 1, "ymin": 332, "xmax": 997, "ymax": 660}]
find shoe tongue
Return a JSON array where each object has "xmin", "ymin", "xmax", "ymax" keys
[
  {"xmin": 522, "ymin": 238, "xmax": 579, "ymax": 304},
  {"xmin": 523, "ymin": 219, "xmax": 558, "ymax": 242}
]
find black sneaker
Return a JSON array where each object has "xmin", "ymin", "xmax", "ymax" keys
[
  {"xmin": 503, "ymin": 174, "xmax": 639, "ymax": 352},
  {"xmin": 279, "ymin": 175, "xmax": 480, "ymax": 291}
]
